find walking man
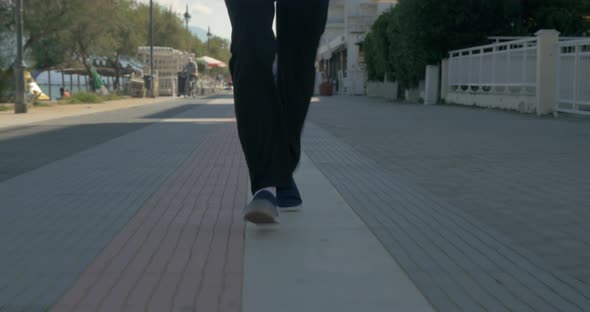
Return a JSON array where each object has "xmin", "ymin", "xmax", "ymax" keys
[
  {"xmin": 225, "ymin": 0, "xmax": 330, "ymax": 224},
  {"xmin": 184, "ymin": 57, "xmax": 199, "ymax": 97}
]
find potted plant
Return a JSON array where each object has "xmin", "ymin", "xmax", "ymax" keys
[{"xmin": 319, "ymin": 80, "xmax": 333, "ymax": 96}]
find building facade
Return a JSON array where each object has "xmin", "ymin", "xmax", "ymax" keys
[
  {"xmin": 316, "ymin": 0, "xmax": 397, "ymax": 95},
  {"xmin": 137, "ymin": 46, "xmax": 195, "ymax": 96}
]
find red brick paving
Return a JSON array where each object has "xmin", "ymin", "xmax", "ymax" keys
[{"xmin": 51, "ymin": 124, "xmax": 249, "ymax": 312}]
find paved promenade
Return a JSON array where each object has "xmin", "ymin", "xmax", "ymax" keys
[
  {"xmin": 0, "ymin": 97, "xmax": 175, "ymax": 130},
  {"xmin": 0, "ymin": 93, "xmax": 589, "ymax": 311},
  {"xmin": 306, "ymin": 96, "xmax": 590, "ymax": 311}
]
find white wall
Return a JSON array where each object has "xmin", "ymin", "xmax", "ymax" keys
[
  {"xmin": 322, "ymin": 0, "xmax": 345, "ymax": 45},
  {"xmin": 317, "ymin": 0, "xmax": 398, "ymax": 96},
  {"xmin": 446, "ymin": 92, "xmax": 537, "ymax": 113},
  {"xmin": 367, "ymin": 81, "xmax": 398, "ymax": 100}
]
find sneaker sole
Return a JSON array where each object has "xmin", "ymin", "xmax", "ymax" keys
[
  {"xmin": 244, "ymin": 210, "xmax": 279, "ymax": 225},
  {"xmin": 279, "ymin": 205, "xmax": 302, "ymax": 212}
]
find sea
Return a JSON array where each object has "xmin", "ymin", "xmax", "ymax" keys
[{"xmin": 34, "ymin": 70, "xmax": 125, "ymax": 100}]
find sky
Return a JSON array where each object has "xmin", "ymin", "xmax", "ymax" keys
[{"xmin": 136, "ymin": 0, "xmax": 232, "ymax": 40}]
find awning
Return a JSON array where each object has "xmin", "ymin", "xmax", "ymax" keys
[
  {"xmin": 197, "ymin": 56, "xmax": 227, "ymax": 68},
  {"xmin": 317, "ymin": 34, "xmax": 347, "ymax": 61}
]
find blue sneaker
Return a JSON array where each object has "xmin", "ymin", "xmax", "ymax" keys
[
  {"xmin": 277, "ymin": 179, "xmax": 302, "ymax": 212},
  {"xmin": 243, "ymin": 190, "xmax": 279, "ymax": 224}
]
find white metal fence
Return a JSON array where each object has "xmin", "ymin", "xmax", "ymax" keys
[
  {"xmin": 556, "ymin": 39, "xmax": 590, "ymax": 115},
  {"xmin": 448, "ymin": 38, "xmax": 537, "ymax": 94},
  {"xmin": 158, "ymin": 77, "xmax": 176, "ymax": 96}
]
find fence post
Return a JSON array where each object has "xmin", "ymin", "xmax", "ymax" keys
[
  {"xmin": 440, "ymin": 59, "xmax": 449, "ymax": 102},
  {"xmin": 48, "ymin": 69, "xmax": 52, "ymax": 100},
  {"xmin": 535, "ymin": 29, "xmax": 560, "ymax": 116},
  {"xmin": 424, "ymin": 65, "xmax": 440, "ymax": 105}
]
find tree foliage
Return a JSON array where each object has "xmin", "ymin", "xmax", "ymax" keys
[
  {"xmin": 364, "ymin": 0, "xmax": 590, "ymax": 88},
  {"xmin": 363, "ymin": 10, "xmax": 396, "ymax": 82},
  {"xmin": 518, "ymin": 0, "xmax": 590, "ymax": 35},
  {"xmin": 0, "ymin": 0, "xmax": 230, "ymax": 74}
]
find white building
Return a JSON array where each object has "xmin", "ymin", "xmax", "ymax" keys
[
  {"xmin": 137, "ymin": 46, "xmax": 195, "ymax": 96},
  {"xmin": 316, "ymin": 0, "xmax": 397, "ymax": 95}
]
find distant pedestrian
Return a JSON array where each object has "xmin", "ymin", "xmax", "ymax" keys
[
  {"xmin": 59, "ymin": 87, "xmax": 70, "ymax": 99},
  {"xmin": 225, "ymin": 0, "xmax": 329, "ymax": 224}
]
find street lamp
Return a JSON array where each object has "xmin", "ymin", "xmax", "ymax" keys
[
  {"xmin": 207, "ymin": 26, "xmax": 212, "ymax": 52},
  {"xmin": 14, "ymin": 0, "xmax": 27, "ymax": 114},
  {"xmin": 184, "ymin": 5, "xmax": 191, "ymax": 33},
  {"xmin": 149, "ymin": 0, "xmax": 155, "ymax": 98}
]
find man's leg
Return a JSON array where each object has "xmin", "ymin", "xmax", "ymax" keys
[
  {"xmin": 276, "ymin": 0, "xmax": 330, "ymax": 174},
  {"xmin": 225, "ymin": 0, "xmax": 291, "ymax": 194},
  {"xmin": 186, "ymin": 76, "xmax": 191, "ymax": 97}
]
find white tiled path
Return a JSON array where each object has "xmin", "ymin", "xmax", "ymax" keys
[{"xmin": 243, "ymin": 153, "xmax": 435, "ymax": 312}]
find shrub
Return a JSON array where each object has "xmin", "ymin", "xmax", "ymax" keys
[
  {"xmin": 363, "ymin": 0, "xmax": 590, "ymax": 89},
  {"xmin": 60, "ymin": 92, "xmax": 127, "ymax": 104},
  {"xmin": 101, "ymin": 93, "xmax": 126, "ymax": 101},
  {"xmin": 63, "ymin": 92, "xmax": 104, "ymax": 104}
]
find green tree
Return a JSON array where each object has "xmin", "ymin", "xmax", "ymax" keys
[
  {"xmin": 363, "ymin": 9, "xmax": 396, "ymax": 81},
  {"xmin": 1, "ymin": 0, "xmax": 231, "ymax": 93},
  {"xmin": 393, "ymin": 0, "xmax": 519, "ymax": 87},
  {"xmin": 22, "ymin": 0, "xmax": 73, "ymax": 52},
  {"xmin": 0, "ymin": 0, "xmax": 122, "ymax": 71},
  {"xmin": 518, "ymin": 0, "xmax": 590, "ymax": 35},
  {"xmin": 202, "ymin": 36, "xmax": 231, "ymax": 65},
  {"xmin": 0, "ymin": 0, "xmax": 13, "ymax": 100},
  {"xmin": 99, "ymin": 0, "xmax": 144, "ymax": 90},
  {"xmin": 364, "ymin": 0, "xmax": 590, "ymax": 88},
  {"xmin": 0, "ymin": 0, "xmax": 12, "ymax": 38},
  {"xmin": 134, "ymin": 3, "xmax": 195, "ymax": 51},
  {"xmin": 132, "ymin": 2, "xmax": 229, "ymax": 74},
  {"xmin": 29, "ymin": 35, "xmax": 67, "ymax": 70},
  {"xmin": 62, "ymin": 0, "xmax": 117, "ymax": 89},
  {"xmin": 1, "ymin": 0, "xmax": 73, "ymax": 70}
]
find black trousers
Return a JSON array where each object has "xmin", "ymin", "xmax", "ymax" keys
[{"xmin": 225, "ymin": 0, "xmax": 329, "ymax": 193}]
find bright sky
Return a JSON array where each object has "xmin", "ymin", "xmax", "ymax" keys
[{"xmin": 136, "ymin": 0, "xmax": 233, "ymax": 40}]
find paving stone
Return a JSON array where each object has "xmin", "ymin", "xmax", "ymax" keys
[
  {"xmin": 303, "ymin": 109, "xmax": 590, "ymax": 311},
  {"xmin": 0, "ymin": 97, "xmax": 237, "ymax": 311},
  {"xmin": 50, "ymin": 101, "xmax": 248, "ymax": 311},
  {"xmin": 307, "ymin": 95, "xmax": 590, "ymax": 288}
]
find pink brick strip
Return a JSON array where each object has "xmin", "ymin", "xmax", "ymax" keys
[{"xmin": 51, "ymin": 124, "xmax": 248, "ymax": 312}]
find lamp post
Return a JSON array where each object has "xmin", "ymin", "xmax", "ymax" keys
[
  {"xmin": 184, "ymin": 5, "xmax": 191, "ymax": 33},
  {"xmin": 149, "ymin": 0, "xmax": 155, "ymax": 98},
  {"xmin": 207, "ymin": 26, "xmax": 212, "ymax": 52},
  {"xmin": 14, "ymin": 0, "xmax": 27, "ymax": 114}
]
